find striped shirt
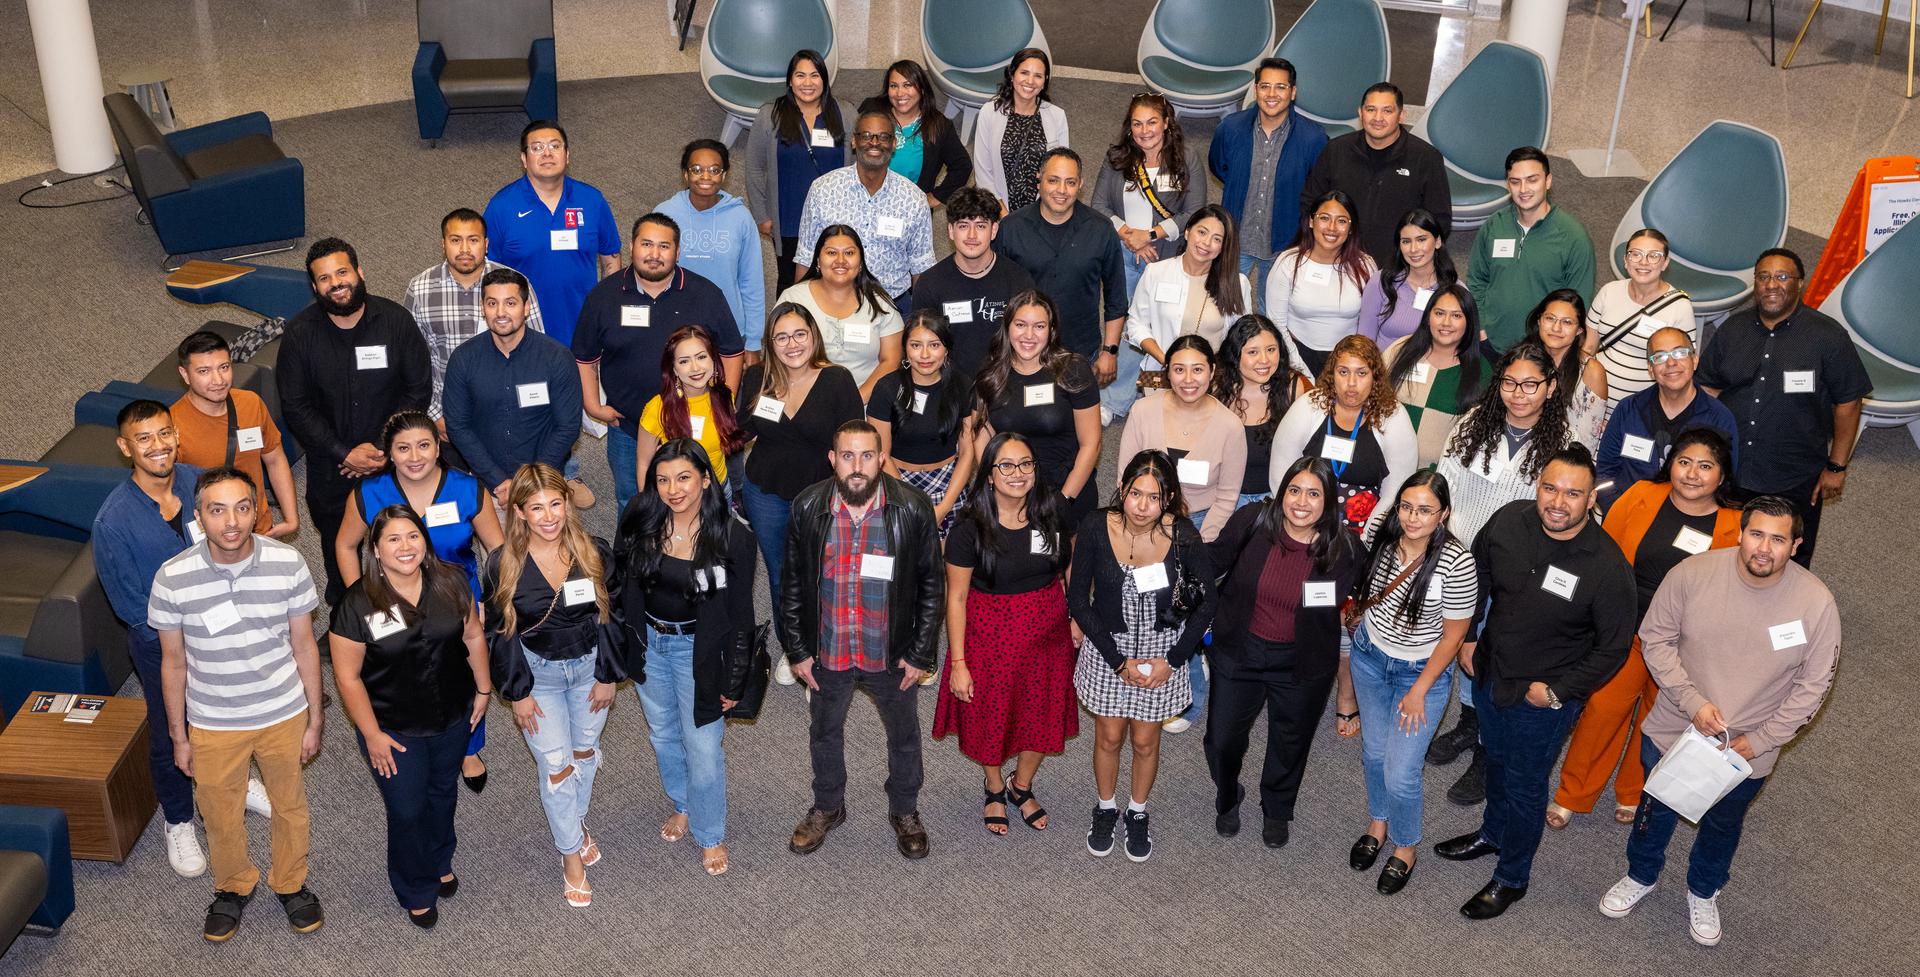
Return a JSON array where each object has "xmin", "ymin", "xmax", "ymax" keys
[
  {"xmin": 147, "ymin": 536, "xmax": 320, "ymax": 730},
  {"xmin": 403, "ymin": 259, "xmax": 545, "ymax": 419},
  {"xmin": 1359, "ymin": 535, "xmax": 1478, "ymax": 661}
]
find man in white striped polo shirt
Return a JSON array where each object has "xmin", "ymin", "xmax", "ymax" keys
[{"xmin": 150, "ymin": 466, "xmax": 327, "ymax": 942}]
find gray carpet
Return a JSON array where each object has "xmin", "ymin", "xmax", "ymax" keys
[{"xmin": 1, "ymin": 71, "xmax": 1914, "ymax": 976}]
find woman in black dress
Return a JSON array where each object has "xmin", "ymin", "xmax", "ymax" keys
[{"xmin": 971, "ymin": 290, "xmax": 1102, "ymax": 531}]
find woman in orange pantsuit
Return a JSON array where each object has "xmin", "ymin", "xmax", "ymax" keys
[{"xmin": 1547, "ymin": 428, "xmax": 1741, "ymax": 829}]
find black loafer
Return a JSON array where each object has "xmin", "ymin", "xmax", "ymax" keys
[
  {"xmin": 408, "ymin": 906, "xmax": 438, "ymax": 929},
  {"xmin": 1434, "ymin": 831, "xmax": 1500, "ymax": 861},
  {"xmin": 1460, "ymin": 880, "xmax": 1527, "ymax": 919},
  {"xmin": 1349, "ymin": 834, "xmax": 1382, "ymax": 871},
  {"xmin": 1261, "ymin": 817, "xmax": 1290, "ymax": 849},
  {"xmin": 1376, "ymin": 856, "xmax": 1413, "ymax": 895},
  {"xmin": 438, "ymin": 875, "xmax": 459, "ymax": 899}
]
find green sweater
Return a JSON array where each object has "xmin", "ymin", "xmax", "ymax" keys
[{"xmin": 1466, "ymin": 203, "xmax": 1595, "ymax": 352}]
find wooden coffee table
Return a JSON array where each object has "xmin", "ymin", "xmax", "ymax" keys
[{"xmin": 0, "ymin": 693, "xmax": 156, "ymax": 861}]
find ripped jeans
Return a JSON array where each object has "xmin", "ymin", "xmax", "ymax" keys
[{"xmin": 520, "ymin": 647, "xmax": 611, "ymax": 855}]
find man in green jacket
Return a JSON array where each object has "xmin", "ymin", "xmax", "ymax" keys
[{"xmin": 1467, "ymin": 147, "xmax": 1595, "ymax": 355}]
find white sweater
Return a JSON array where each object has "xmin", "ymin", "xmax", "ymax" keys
[
  {"xmin": 1265, "ymin": 248, "xmax": 1377, "ymax": 353},
  {"xmin": 1269, "ymin": 395, "xmax": 1419, "ymax": 509},
  {"xmin": 970, "ymin": 101, "xmax": 1070, "ymax": 204},
  {"xmin": 1124, "ymin": 257, "xmax": 1255, "ymax": 368}
]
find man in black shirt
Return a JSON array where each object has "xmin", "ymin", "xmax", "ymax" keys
[
  {"xmin": 909, "ymin": 187, "xmax": 1033, "ymax": 378},
  {"xmin": 1299, "ymin": 82, "xmax": 1452, "ymax": 265},
  {"xmin": 1436, "ymin": 445, "xmax": 1634, "ymax": 920},
  {"xmin": 278, "ymin": 237, "xmax": 432, "ymax": 602},
  {"xmin": 1695, "ymin": 248, "xmax": 1871, "ymax": 567},
  {"xmin": 993, "ymin": 149, "xmax": 1127, "ymax": 380}
]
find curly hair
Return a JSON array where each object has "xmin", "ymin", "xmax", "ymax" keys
[
  {"xmin": 1307, "ymin": 335, "xmax": 1399, "ymax": 432},
  {"xmin": 1444, "ymin": 342, "xmax": 1571, "ymax": 482},
  {"xmin": 1103, "ymin": 92, "xmax": 1190, "ymax": 194}
]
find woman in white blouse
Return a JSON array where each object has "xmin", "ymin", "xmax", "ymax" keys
[
  {"xmin": 1267, "ymin": 190, "xmax": 1377, "ymax": 378},
  {"xmin": 1588, "ymin": 228, "xmax": 1695, "ymax": 411},
  {"xmin": 776, "ymin": 224, "xmax": 904, "ymax": 400},
  {"xmin": 1521, "ymin": 289, "xmax": 1609, "ymax": 447},
  {"xmin": 1127, "ymin": 205, "xmax": 1252, "ymax": 380},
  {"xmin": 970, "ymin": 48, "xmax": 1068, "ymax": 216}
]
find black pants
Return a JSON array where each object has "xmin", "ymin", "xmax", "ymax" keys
[
  {"xmin": 1202, "ymin": 637, "xmax": 1333, "ymax": 822},
  {"xmin": 307, "ymin": 492, "xmax": 349, "ymax": 605},
  {"xmin": 1730, "ymin": 479, "xmax": 1822, "ymax": 567},
  {"xmin": 777, "ymin": 237, "xmax": 801, "ymax": 293},
  {"xmin": 357, "ymin": 716, "xmax": 466, "ymax": 910},
  {"xmin": 808, "ymin": 663, "xmax": 924, "ymax": 816},
  {"xmin": 892, "ymin": 289, "xmax": 914, "ymax": 318}
]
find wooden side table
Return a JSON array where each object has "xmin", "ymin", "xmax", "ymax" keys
[{"xmin": 0, "ymin": 693, "xmax": 156, "ymax": 862}]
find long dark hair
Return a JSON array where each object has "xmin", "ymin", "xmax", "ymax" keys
[
  {"xmin": 1652, "ymin": 426, "xmax": 1738, "ymax": 508},
  {"xmin": 1183, "ymin": 204, "xmax": 1245, "ymax": 318},
  {"xmin": 958, "ymin": 432, "xmax": 1069, "ymax": 581},
  {"xmin": 1386, "ymin": 283, "xmax": 1486, "ymax": 412},
  {"xmin": 657, "ymin": 325, "xmax": 747, "ymax": 455},
  {"xmin": 1258, "ymin": 456, "xmax": 1348, "ymax": 573},
  {"xmin": 1289, "ymin": 190, "xmax": 1373, "ymax": 290},
  {"xmin": 359, "ymin": 505, "xmax": 475, "ymax": 626},
  {"xmin": 1356, "ymin": 471, "xmax": 1456, "ymax": 628},
  {"xmin": 889, "ymin": 309, "xmax": 968, "ymax": 444},
  {"xmin": 614, "ymin": 439, "xmax": 734, "ymax": 606},
  {"xmin": 877, "ymin": 59, "xmax": 954, "ymax": 149},
  {"xmin": 774, "ymin": 50, "xmax": 846, "ymax": 146},
  {"xmin": 973, "ymin": 290, "xmax": 1092, "ymax": 419},
  {"xmin": 1109, "ymin": 449, "xmax": 1188, "ymax": 529},
  {"xmin": 1103, "ymin": 91, "xmax": 1189, "ymax": 193},
  {"xmin": 990, "ymin": 48, "xmax": 1052, "ymax": 113},
  {"xmin": 1211, "ymin": 314, "xmax": 1300, "ymax": 432},
  {"xmin": 1522, "ymin": 288, "xmax": 1591, "ymax": 400},
  {"xmin": 1445, "ymin": 342, "xmax": 1571, "ymax": 482},
  {"xmin": 801, "ymin": 224, "xmax": 896, "ymax": 320},
  {"xmin": 1376, "ymin": 208, "xmax": 1458, "ymax": 326}
]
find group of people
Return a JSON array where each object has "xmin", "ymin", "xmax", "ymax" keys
[{"xmin": 81, "ymin": 49, "xmax": 1861, "ymax": 952}]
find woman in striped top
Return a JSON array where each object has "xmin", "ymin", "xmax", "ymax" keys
[{"xmin": 1588, "ymin": 228, "xmax": 1695, "ymax": 413}]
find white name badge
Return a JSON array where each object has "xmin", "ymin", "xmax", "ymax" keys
[
  {"xmin": 366, "ymin": 606, "xmax": 408, "ymax": 641},
  {"xmin": 843, "ymin": 322, "xmax": 873, "ymax": 346},
  {"xmin": 1136, "ymin": 661, "xmax": 1154, "ymax": 676},
  {"xmin": 1413, "ymin": 287, "xmax": 1434, "ymax": 311},
  {"xmin": 1302, "ymin": 264, "xmax": 1332, "ymax": 286},
  {"xmin": 1672, "ymin": 526, "xmax": 1713, "ymax": 554},
  {"xmin": 1491, "ymin": 238, "xmax": 1517, "ymax": 258},
  {"xmin": 1154, "ymin": 281, "xmax": 1183, "ymax": 304},
  {"xmin": 1783, "ymin": 370, "xmax": 1815, "ymax": 394},
  {"xmin": 1768, "ymin": 619, "xmax": 1807, "ymax": 651},
  {"xmin": 912, "ymin": 390, "xmax": 929, "ymax": 414},
  {"xmin": 1409, "ymin": 362, "xmax": 1432, "ymax": 385},
  {"xmin": 550, "ymin": 229, "xmax": 578, "ymax": 251},
  {"xmin": 187, "ymin": 519, "xmax": 205, "ymax": 543},
  {"xmin": 1427, "ymin": 577, "xmax": 1447, "ymax": 603},
  {"xmin": 1152, "ymin": 174, "xmax": 1174, "ymax": 192},
  {"xmin": 516, "ymin": 382, "xmax": 551, "ymax": 408},
  {"xmin": 1132, "ymin": 562, "xmax": 1169, "ymax": 592},
  {"xmin": 1176, "ymin": 458, "xmax": 1210, "ymax": 486},
  {"xmin": 355, "ymin": 345, "xmax": 388, "ymax": 370},
  {"xmin": 690, "ymin": 415, "xmax": 707, "ymax": 440},
  {"xmin": 562, "ymin": 578, "xmax": 596, "ymax": 606},
  {"xmin": 860, "ymin": 553, "xmax": 895, "ymax": 580},
  {"xmin": 1620, "ymin": 434, "xmax": 1655, "ymax": 462},
  {"xmin": 942, "ymin": 301, "xmax": 973, "ymax": 323},
  {"xmin": 809, "ymin": 128, "xmax": 835, "ymax": 148},
  {"xmin": 1023, "ymin": 384, "xmax": 1055, "ymax": 407},
  {"xmin": 1635, "ymin": 315, "xmax": 1664, "ymax": 337},
  {"xmin": 620, "ymin": 305, "xmax": 651, "ymax": 328},
  {"xmin": 1302, "ymin": 581, "xmax": 1336, "ymax": 607},
  {"xmin": 235, "ymin": 426, "xmax": 264, "ymax": 452},
  {"xmin": 710, "ymin": 566, "xmax": 729, "ymax": 590},
  {"xmin": 201, "ymin": 600, "xmax": 241, "ymax": 635},
  {"xmin": 1321, "ymin": 437, "xmax": 1356, "ymax": 464},
  {"xmin": 753, "ymin": 396, "xmax": 786, "ymax": 421},
  {"xmin": 1541, "ymin": 565, "xmax": 1579, "ymax": 601},
  {"xmin": 875, "ymin": 216, "xmax": 905, "ymax": 239},
  {"xmin": 424, "ymin": 501, "xmax": 461, "ymax": 527},
  {"xmin": 1030, "ymin": 529, "xmax": 1052, "ymax": 555}
]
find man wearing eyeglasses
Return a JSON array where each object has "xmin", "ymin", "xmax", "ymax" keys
[
  {"xmin": 1594, "ymin": 327, "xmax": 1738, "ymax": 510},
  {"xmin": 1466, "ymin": 147, "xmax": 1595, "ymax": 356},
  {"xmin": 791, "ymin": 109, "xmax": 936, "ymax": 315},
  {"xmin": 1208, "ymin": 58, "xmax": 1328, "ymax": 311},
  {"xmin": 1695, "ymin": 248, "xmax": 1871, "ymax": 567},
  {"xmin": 482, "ymin": 121, "xmax": 621, "ymax": 349}
]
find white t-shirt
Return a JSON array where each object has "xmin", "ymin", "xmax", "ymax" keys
[{"xmin": 1266, "ymin": 248, "xmax": 1377, "ymax": 352}]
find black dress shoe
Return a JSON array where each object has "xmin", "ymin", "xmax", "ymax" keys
[
  {"xmin": 1447, "ymin": 745, "xmax": 1488, "ymax": 805},
  {"xmin": 1376, "ymin": 856, "xmax": 1413, "ymax": 895},
  {"xmin": 438, "ymin": 875, "xmax": 459, "ymax": 898},
  {"xmin": 1349, "ymin": 834, "xmax": 1382, "ymax": 871},
  {"xmin": 1261, "ymin": 818, "xmax": 1289, "ymax": 849},
  {"xmin": 1460, "ymin": 880, "xmax": 1527, "ymax": 919},
  {"xmin": 1214, "ymin": 785, "xmax": 1243, "ymax": 837},
  {"xmin": 889, "ymin": 811, "xmax": 930, "ymax": 860},
  {"xmin": 1434, "ymin": 831, "xmax": 1500, "ymax": 861},
  {"xmin": 462, "ymin": 770, "xmax": 488, "ymax": 794},
  {"xmin": 408, "ymin": 906, "xmax": 439, "ymax": 929}
]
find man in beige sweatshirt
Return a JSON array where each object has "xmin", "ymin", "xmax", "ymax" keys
[{"xmin": 1595, "ymin": 496, "xmax": 1841, "ymax": 947}]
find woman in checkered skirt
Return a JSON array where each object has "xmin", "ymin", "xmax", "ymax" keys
[{"xmin": 867, "ymin": 308, "xmax": 975, "ymax": 538}]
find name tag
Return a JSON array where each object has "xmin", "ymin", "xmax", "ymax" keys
[
  {"xmin": 1783, "ymin": 370, "xmax": 1815, "ymax": 394},
  {"xmin": 1413, "ymin": 287, "xmax": 1434, "ymax": 311},
  {"xmin": 235, "ymin": 426, "xmax": 264, "ymax": 451},
  {"xmin": 809, "ymin": 127, "xmax": 835, "ymax": 148},
  {"xmin": 843, "ymin": 321, "xmax": 873, "ymax": 346},
  {"xmin": 516, "ymin": 382, "xmax": 550, "ymax": 408},
  {"xmin": 1635, "ymin": 315, "xmax": 1663, "ymax": 336},
  {"xmin": 621, "ymin": 305, "xmax": 651, "ymax": 328},
  {"xmin": 1541, "ymin": 565, "xmax": 1579, "ymax": 601},
  {"xmin": 1302, "ymin": 581, "xmax": 1336, "ymax": 607},
  {"xmin": 1427, "ymin": 577, "xmax": 1447, "ymax": 603},
  {"xmin": 1321, "ymin": 437, "xmax": 1356, "ymax": 464},
  {"xmin": 1132, "ymin": 562, "xmax": 1169, "ymax": 592},
  {"xmin": 1023, "ymin": 384, "xmax": 1054, "ymax": 407},
  {"xmin": 1491, "ymin": 238, "xmax": 1516, "ymax": 258},
  {"xmin": 1152, "ymin": 174, "xmax": 1173, "ymax": 192},
  {"xmin": 860, "ymin": 553, "xmax": 895, "ymax": 580},
  {"xmin": 942, "ymin": 300, "xmax": 973, "ymax": 323},
  {"xmin": 753, "ymin": 396, "xmax": 786, "ymax": 421},
  {"xmin": 1031, "ymin": 529, "xmax": 1052, "ymax": 555},
  {"xmin": 1768, "ymin": 619, "xmax": 1806, "ymax": 651},
  {"xmin": 187, "ymin": 519, "xmax": 205, "ymax": 543},
  {"xmin": 690, "ymin": 415, "xmax": 707, "ymax": 440},
  {"xmin": 1408, "ymin": 362, "xmax": 1431, "ymax": 385},
  {"xmin": 1154, "ymin": 281, "xmax": 1183, "ymax": 304},
  {"xmin": 1302, "ymin": 264, "xmax": 1332, "ymax": 286},
  {"xmin": 696, "ymin": 566, "xmax": 730, "ymax": 592},
  {"xmin": 424, "ymin": 501, "xmax": 461, "ymax": 527},
  {"xmin": 355, "ymin": 346, "xmax": 388, "ymax": 370},
  {"xmin": 202, "ymin": 600, "xmax": 241, "ymax": 635},
  {"xmin": 1621, "ymin": 434, "xmax": 1655, "ymax": 462},
  {"xmin": 562, "ymin": 578, "xmax": 596, "ymax": 606},
  {"xmin": 550, "ymin": 229, "xmax": 578, "ymax": 251},
  {"xmin": 1176, "ymin": 458, "xmax": 1209, "ymax": 485},
  {"xmin": 366, "ymin": 606, "xmax": 408, "ymax": 640},
  {"xmin": 912, "ymin": 390, "xmax": 929, "ymax": 414},
  {"xmin": 875, "ymin": 216, "xmax": 905, "ymax": 239},
  {"xmin": 1672, "ymin": 526, "xmax": 1713, "ymax": 554},
  {"xmin": 710, "ymin": 566, "xmax": 729, "ymax": 590}
]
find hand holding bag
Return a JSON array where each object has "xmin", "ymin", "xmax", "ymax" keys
[{"xmin": 1643, "ymin": 727, "xmax": 1754, "ymax": 823}]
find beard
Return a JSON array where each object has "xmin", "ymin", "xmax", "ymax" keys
[
  {"xmin": 315, "ymin": 280, "xmax": 369, "ymax": 317},
  {"xmin": 835, "ymin": 472, "xmax": 878, "ymax": 507}
]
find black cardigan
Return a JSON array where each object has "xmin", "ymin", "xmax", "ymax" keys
[
  {"xmin": 1067, "ymin": 510, "xmax": 1216, "ymax": 669},
  {"xmin": 1206, "ymin": 504, "xmax": 1364, "ymax": 683},
  {"xmin": 611, "ymin": 515, "xmax": 760, "ymax": 727},
  {"xmin": 912, "ymin": 119, "xmax": 974, "ymax": 203}
]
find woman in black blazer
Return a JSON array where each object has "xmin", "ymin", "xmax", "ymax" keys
[{"xmin": 866, "ymin": 59, "xmax": 973, "ymax": 206}]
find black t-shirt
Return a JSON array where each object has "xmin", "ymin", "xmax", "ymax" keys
[
  {"xmin": 482, "ymin": 537, "xmax": 611, "ymax": 660},
  {"xmin": 985, "ymin": 357, "xmax": 1099, "ymax": 498},
  {"xmin": 330, "ymin": 576, "xmax": 477, "ymax": 736},
  {"xmin": 1302, "ymin": 415, "xmax": 1390, "ymax": 527},
  {"xmin": 908, "ymin": 256, "xmax": 1034, "ymax": 377},
  {"xmin": 1633, "ymin": 499, "xmax": 1719, "ymax": 621},
  {"xmin": 946, "ymin": 511, "xmax": 1064, "ymax": 594},
  {"xmin": 570, "ymin": 269, "xmax": 746, "ymax": 437},
  {"xmin": 869, "ymin": 370, "xmax": 975, "ymax": 465},
  {"xmin": 1242, "ymin": 421, "xmax": 1276, "ymax": 495},
  {"xmin": 737, "ymin": 364, "xmax": 866, "ymax": 500},
  {"xmin": 644, "ymin": 555, "xmax": 699, "ymax": 623}
]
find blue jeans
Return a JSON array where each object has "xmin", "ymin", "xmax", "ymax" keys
[
  {"xmin": 1472, "ymin": 678, "xmax": 1583, "ymax": 888},
  {"xmin": 128, "ymin": 629, "xmax": 195, "ymax": 823},
  {"xmin": 1350, "ymin": 624, "xmax": 1453, "ymax": 848},
  {"xmin": 607, "ymin": 427, "xmax": 640, "ymax": 516},
  {"xmin": 520, "ymin": 648, "xmax": 611, "ymax": 854},
  {"xmin": 1101, "ymin": 250, "xmax": 1150, "ymax": 422},
  {"xmin": 357, "ymin": 715, "xmax": 467, "ymax": 910},
  {"xmin": 740, "ymin": 479, "xmax": 792, "ymax": 610},
  {"xmin": 1240, "ymin": 252, "xmax": 1276, "ymax": 314},
  {"xmin": 636, "ymin": 628, "xmax": 728, "ymax": 847},
  {"xmin": 1625, "ymin": 735, "xmax": 1767, "ymax": 898},
  {"xmin": 1235, "ymin": 492, "xmax": 1270, "ymax": 511}
]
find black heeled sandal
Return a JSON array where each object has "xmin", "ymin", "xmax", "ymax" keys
[
  {"xmin": 982, "ymin": 789, "xmax": 1010, "ymax": 836},
  {"xmin": 1005, "ymin": 778, "xmax": 1048, "ymax": 831}
]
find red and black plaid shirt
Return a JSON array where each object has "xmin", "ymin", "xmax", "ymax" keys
[{"xmin": 818, "ymin": 485, "xmax": 891, "ymax": 672}]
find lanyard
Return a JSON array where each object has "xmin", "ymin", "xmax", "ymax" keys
[{"xmin": 1324, "ymin": 409, "xmax": 1363, "ymax": 480}]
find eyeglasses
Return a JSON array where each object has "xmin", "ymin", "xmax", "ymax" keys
[
  {"xmin": 1312, "ymin": 213, "xmax": 1352, "ymax": 227},
  {"xmin": 1754, "ymin": 271, "xmax": 1800, "ymax": 284},
  {"xmin": 685, "ymin": 165, "xmax": 727, "ymax": 176},
  {"xmin": 853, "ymin": 132, "xmax": 896, "ymax": 144},
  {"xmin": 1396, "ymin": 502, "xmax": 1440, "ymax": 520},
  {"xmin": 1537, "ymin": 315, "xmax": 1579, "ymax": 329},
  {"xmin": 771, "ymin": 331, "xmax": 811, "ymax": 347},
  {"xmin": 1498, "ymin": 376, "xmax": 1549, "ymax": 394},
  {"xmin": 525, "ymin": 140, "xmax": 565, "ymax": 154},
  {"xmin": 992, "ymin": 459, "xmax": 1037, "ymax": 476},
  {"xmin": 1647, "ymin": 346, "xmax": 1696, "ymax": 365},
  {"xmin": 1625, "ymin": 248, "xmax": 1667, "ymax": 262},
  {"xmin": 1254, "ymin": 82, "xmax": 1294, "ymax": 92}
]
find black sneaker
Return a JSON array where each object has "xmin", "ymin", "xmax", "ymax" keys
[
  {"xmin": 1447, "ymin": 744, "xmax": 1489, "ymax": 806},
  {"xmin": 1122, "ymin": 809, "xmax": 1153, "ymax": 863},
  {"xmin": 1087, "ymin": 805, "xmax": 1120, "ymax": 857},
  {"xmin": 277, "ymin": 887, "xmax": 324, "ymax": 934},
  {"xmin": 203, "ymin": 889, "xmax": 251, "ymax": 942}
]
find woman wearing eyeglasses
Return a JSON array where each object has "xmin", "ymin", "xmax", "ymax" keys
[
  {"xmin": 657, "ymin": 140, "xmax": 766, "ymax": 357},
  {"xmin": 1268, "ymin": 191, "xmax": 1377, "ymax": 378},
  {"xmin": 1588, "ymin": 228, "xmax": 1696, "ymax": 413},
  {"xmin": 1522, "ymin": 289, "xmax": 1609, "ymax": 447}
]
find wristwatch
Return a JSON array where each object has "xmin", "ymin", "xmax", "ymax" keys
[
  {"xmin": 1543, "ymin": 685, "xmax": 1563, "ymax": 710},
  {"xmin": 1101, "ymin": 344, "xmax": 1120, "ymax": 355},
  {"xmin": 1825, "ymin": 460, "xmax": 1848, "ymax": 473}
]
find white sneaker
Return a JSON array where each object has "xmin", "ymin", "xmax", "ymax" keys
[
  {"xmin": 164, "ymin": 821, "xmax": 206, "ymax": 877},
  {"xmin": 773, "ymin": 656, "xmax": 796, "ymax": 686},
  {"xmin": 1687, "ymin": 891, "xmax": 1722, "ymax": 946},
  {"xmin": 1161, "ymin": 716, "xmax": 1192, "ymax": 734},
  {"xmin": 245, "ymin": 777, "xmax": 273, "ymax": 818},
  {"xmin": 1598, "ymin": 875, "xmax": 1656, "ymax": 918},
  {"xmin": 1099, "ymin": 406, "xmax": 1114, "ymax": 427}
]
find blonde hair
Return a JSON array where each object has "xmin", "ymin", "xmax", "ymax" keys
[{"xmin": 491, "ymin": 463, "xmax": 609, "ymax": 634}]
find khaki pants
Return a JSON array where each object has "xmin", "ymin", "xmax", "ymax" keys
[{"xmin": 189, "ymin": 710, "xmax": 311, "ymax": 896}]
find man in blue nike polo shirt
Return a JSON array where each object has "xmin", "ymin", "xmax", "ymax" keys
[{"xmin": 483, "ymin": 120, "xmax": 622, "ymax": 348}]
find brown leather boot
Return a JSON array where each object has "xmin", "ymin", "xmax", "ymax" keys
[
  {"xmin": 789, "ymin": 806, "xmax": 845, "ymax": 854},
  {"xmin": 889, "ymin": 811, "xmax": 930, "ymax": 860}
]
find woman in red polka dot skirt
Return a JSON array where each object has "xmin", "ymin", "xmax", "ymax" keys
[{"xmin": 933, "ymin": 432, "xmax": 1078, "ymax": 835}]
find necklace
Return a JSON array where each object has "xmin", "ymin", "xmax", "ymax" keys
[
  {"xmin": 1122, "ymin": 520, "xmax": 1158, "ymax": 563},
  {"xmin": 668, "ymin": 514, "xmax": 699, "ymax": 546}
]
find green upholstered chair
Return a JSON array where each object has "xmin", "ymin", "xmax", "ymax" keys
[
  {"xmin": 700, "ymin": 0, "xmax": 836, "ymax": 144},
  {"xmin": 921, "ymin": 0, "xmax": 1047, "ymax": 142},
  {"xmin": 1826, "ymin": 217, "xmax": 1920, "ymax": 444},
  {"xmin": 1270, "ymin": 0, "xmax": 1390, "ymax": 137},
  {"xmin": 1137, "ymin": 0, "xmax": 1276, "ymax": 118},
  {"xmin": 1410, "ymin": 40, "xmax": 1551, "ymax": 231}
]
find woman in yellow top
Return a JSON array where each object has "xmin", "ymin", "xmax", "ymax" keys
[{"xmin": 636, "ymin": 326, "xmax": 749, "ymax": 504}]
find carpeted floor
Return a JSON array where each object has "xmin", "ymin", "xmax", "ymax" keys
[{"xmin": 1, "ymin": 70, "xmax": 1913, "ymax": 976}]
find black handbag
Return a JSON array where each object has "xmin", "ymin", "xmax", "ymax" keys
[
  {"xmin": 1159, "ymin": 543, "xmax": 1207, "ymax": 628},
  {"xmin": 724, "ymin": 622, "xmax": 773, "ymax": 721}
]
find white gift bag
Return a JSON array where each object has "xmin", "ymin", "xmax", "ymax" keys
[{"xmin": 1643, "ymin": 727, "xmax": 1754, "ymax": 823}]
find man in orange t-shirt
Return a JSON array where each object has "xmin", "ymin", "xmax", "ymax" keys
[{"xmin": 169, "ymin": 331, "xmax": 299, "ymax": 538}]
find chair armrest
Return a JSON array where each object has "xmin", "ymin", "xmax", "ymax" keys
[
  {"xmin": 413, "ymin": 42, "xmax": 451, "ymax": 139},
  {"xmin": 26, "ymin": 545, "xmax": 128, "ymax": 681},
  {"xmin": 0, "ymin": 461, "xmax": 125, "ymax": 540},
  {"xmin": 0, "ymin": 805, "xmax": 73, "ymax": 930},
  {"xmin": 164, "ymin": 112, "xmax": 274, "ymax": 157},
  {"xmin": 414, "ymin": 40, "xmax": 448, "ymax": 86},
  {"xmin": 148, "ymin": 157, "xmax": 306, "ymax": 255}
]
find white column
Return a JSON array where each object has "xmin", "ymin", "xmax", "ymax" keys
[
  {"xmin": 27, "ymin": 0, "xmax": 116, "ymax": 175},
  {"xmin": 1507, "ymin": 0, "xmax": 1568, "ymax": 84}
]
